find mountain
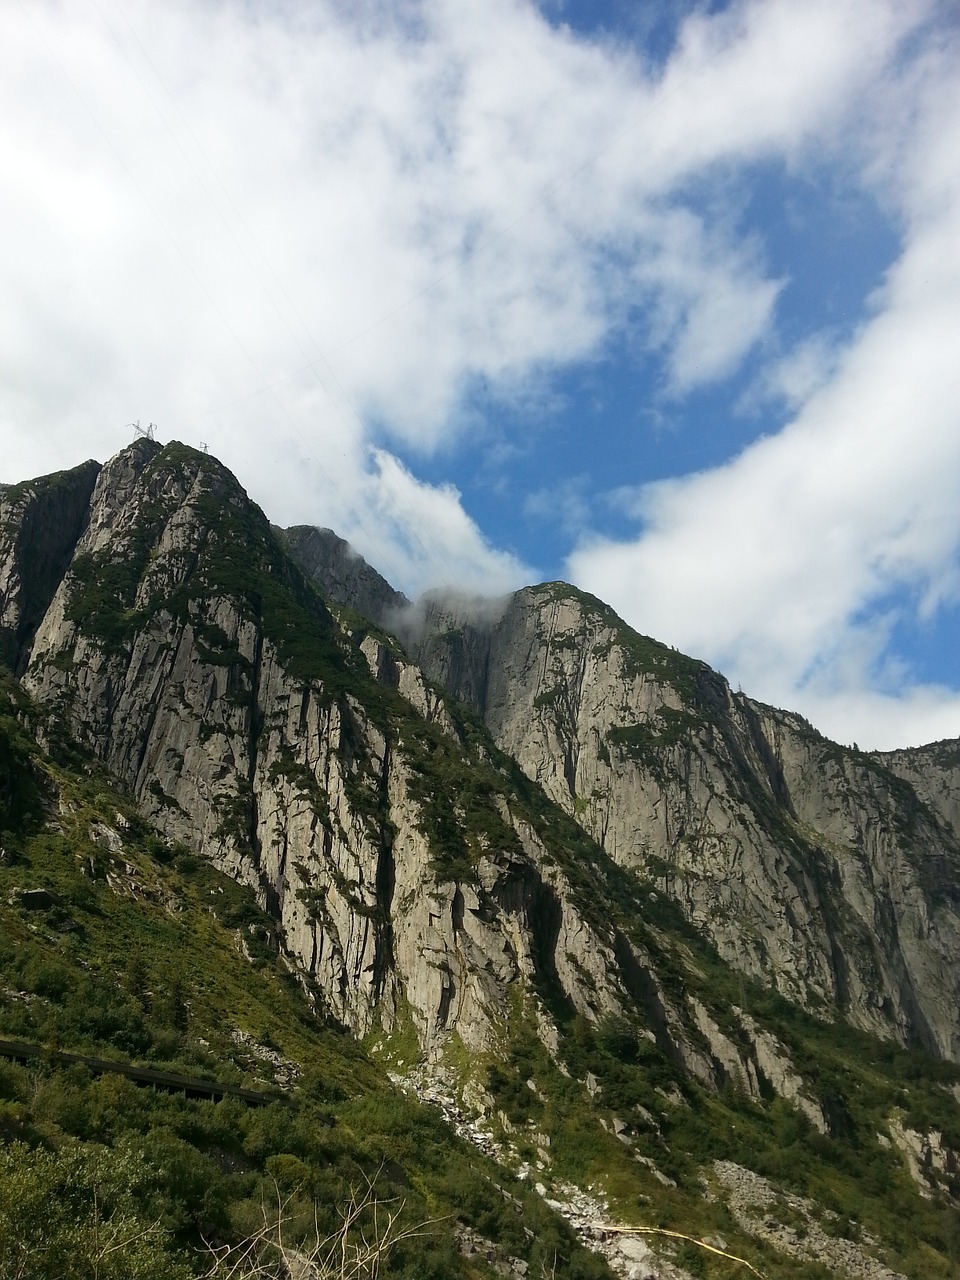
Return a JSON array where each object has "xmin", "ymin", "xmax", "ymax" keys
[
  {"xmin": 0, "ymin": 661, "xmax": 601, "ymax": 1280},
  {"xmin": 291, "ymin": 566, "xmax": 960, "ymax": 1064},
  {"xmin": 444, "ymin": 593, "xmax": 960, "ymax": 1060},
  {"xmin": 278, "ymin": 524, "xmax": 409, "ymax": 623},
  {"xmin": 2, "ymin": 439, "xmax": 960, "ymax": 1279}
]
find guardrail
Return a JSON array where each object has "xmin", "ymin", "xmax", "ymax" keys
[{"xmin": 0, "ymin": 1037, "xmax": 277, "ymax": 1106}]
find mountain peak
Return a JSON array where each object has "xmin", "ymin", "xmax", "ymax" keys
[{"xmin": 279, "ymin": 523, "xmax": 409, "ymax": 621}]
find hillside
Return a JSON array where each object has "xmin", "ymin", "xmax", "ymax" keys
[
  {"xmin": 0, "ymin": 666, "xmax": 605, "ymax": 1279},
  {"xmin": 1, "ymin": 440, "xmax": 959, "ymax": 1278}
]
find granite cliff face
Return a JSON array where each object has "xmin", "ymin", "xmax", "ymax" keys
[
  {"xmin": 881, "ymin": 740, "xmax": 960, "ymax": 845},
  {"xmin": 0, "ymin": 443, "xmax": 724, "ymax": 1079},
  {"xmin": 1, "ymin": 442, "xmax": 957, "ymax": 1066},
  {"xmin": 278, "ymin": 524, "xmax": 408, "ymax": 623},
  {"xmin": 292, "ymin": 569, "xmax": 960, "ymax": 1062}
]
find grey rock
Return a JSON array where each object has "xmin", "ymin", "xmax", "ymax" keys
[
  {"xmin": 711, "ymin": 1160, "xmax": 906, "ymax": 1279},
  {"xmin": 89, "ymin": 822, "xmax": 123, "ymax": 854},
  {"xmin": 9, "ymin": 443, "xmax": 686, "ymax": 1064},
  {"xmin": 887, "ymin": 1116, "xmax": 960, "ymax": 1198},
  {"xmin": 280, "ymin": 501, "xmax": 960, "ymax": 1063},
  {"xmin": 404, "ymin": 583, "xmax": 960, "ymax": 1060},
  {"xmin": 279, "ymin": 525, "xmax": 408, "ymax": 621},
  {"xmin": 0, "ymin": 456, "xmax": 100, "ymax": 671},
  {"xmin": 6, "ymin": 441, "xmax": 960, "ymax": 1119},
  {"xmin": 878, "ymin": 739, "xmax": 960, "ymax": 844}
]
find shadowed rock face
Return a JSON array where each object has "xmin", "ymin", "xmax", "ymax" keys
[
  {"xmin": 279, "ymin": 525, "xmax": 409, "ymax": 622},
  {"xmin": 880, "ymin": 741, "xmax": 960, "ymax": 845},
  {"xmin": 0, "ymin": 457, "xmax": 101, "ymax": 672}
]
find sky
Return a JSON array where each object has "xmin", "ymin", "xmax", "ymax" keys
[{"xmin": 2, "ymin": 0, "xmax": 960, "ymax": 750}]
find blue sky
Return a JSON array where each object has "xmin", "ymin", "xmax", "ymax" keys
[
  {"xmin": 415, "ymin": 156, "xmax": 904, "ymax": 571},
  {"xmin": 2, "ymin": 0, "xmax": 960, "ymax": 749}
]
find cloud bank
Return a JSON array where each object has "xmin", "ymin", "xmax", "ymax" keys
[
  {"xmin": 570, "ymin": 8, "xmax": 960, "ymax": 747},
  {"xmin": 1, "ymin": 0, "xmax": 958, "ymax": 745}
]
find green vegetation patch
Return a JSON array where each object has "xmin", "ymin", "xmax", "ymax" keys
[
  {"xmin": 0, "ymin": 669, "xmax": 42, "ymax": 835},
  {"xmin": 399, "ymin": 715, "xmax": 523, "ymax": 883}
]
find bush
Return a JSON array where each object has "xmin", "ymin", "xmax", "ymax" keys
[{"xmin": 0, "ymin": 1141, "xmax": 194, "ymax": 1280}]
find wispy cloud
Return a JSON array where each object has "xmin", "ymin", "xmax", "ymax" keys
[
  {"xmin": 523, "ymin": 477, "xmax": 591, "ymax": 538},
  {"xmin": 737, "ymin": 335, "xmax": 840, "ymax": 416}
]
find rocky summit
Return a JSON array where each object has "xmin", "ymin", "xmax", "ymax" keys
[{"xmin": 1, "ymin": 439, "xmax": 959, "ymax": 1279}]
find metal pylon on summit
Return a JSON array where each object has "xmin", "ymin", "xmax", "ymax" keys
[{"xmin": 128, "ymin": 420, "xmax": 157, "ymax": 442}]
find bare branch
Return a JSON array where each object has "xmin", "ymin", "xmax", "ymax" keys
[
  {"xmin": 598, "ymin": 1224, "xmax": 769, "ymax": 1279},
  {"xmin": 203, "ymin": 1169, "xmax": 446, "ymax": 1280}
]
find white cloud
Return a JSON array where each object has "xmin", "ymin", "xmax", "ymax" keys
[
  {"xmin": 200, "ymin": 385, "xmax": 533, "ymax": 600},
  {"xmin": 523, "ymin": 477, "xmax": 590, "ymax": 538},
  {"xmin": 646, "ymin": 0, "xmax": 919, "ymax": 172},
  {"xmin": 629, "ymin": 208, "xmax": 784, "ymax": 392},
  {"xmin": 1, "ymin": 0, "xmax": 954, "ymax": 744},
  {"xmin": 1, "ymin": 0, "xmax": 919, "ymax": 461},
  {"xmin": 800, "ymin": 685, "xmax": 960, "ymax": 754},
  {"xmin": 738, "ymin": 335, "xmax": 840, "ymax": 414},
  {"xmin": 363, "ymin": 449, "xmax": 530, "ymax": 597},
  {"xmin": 570, "ymin": 23, "xmax": 960, "ymax": 749}
]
